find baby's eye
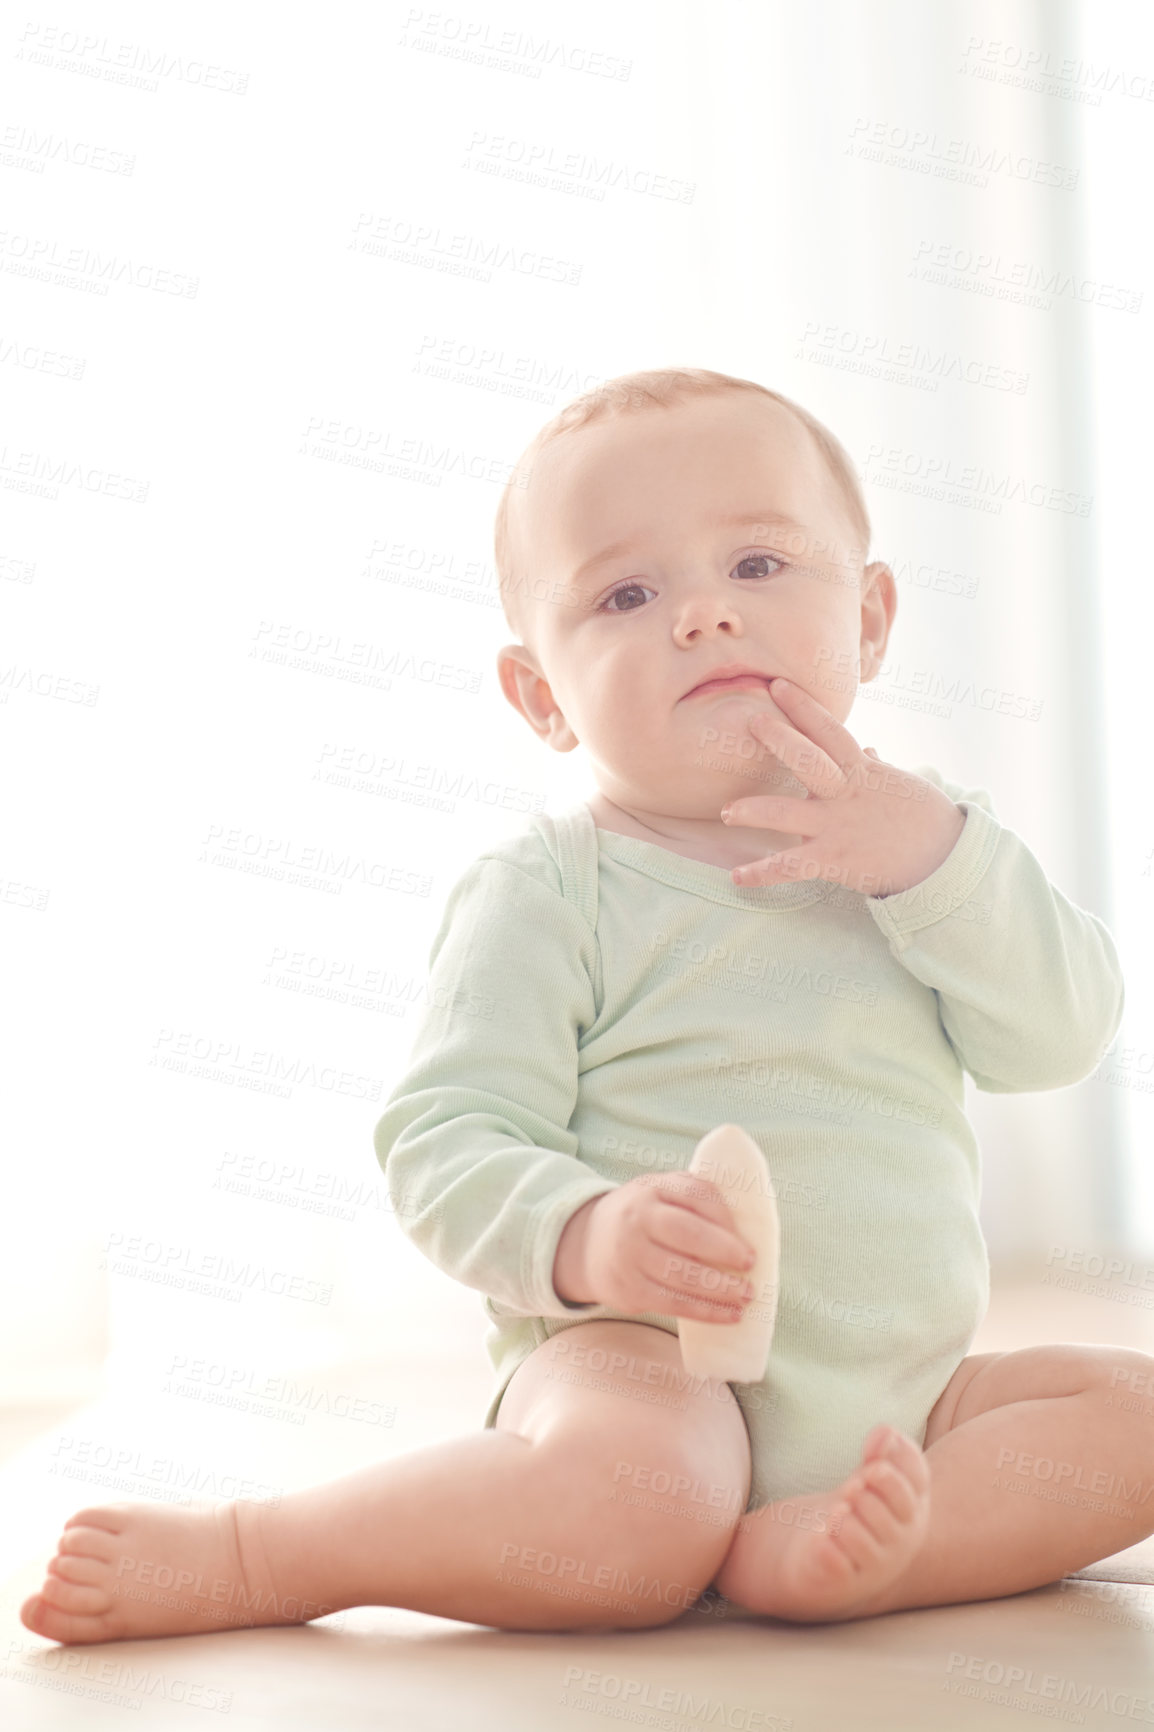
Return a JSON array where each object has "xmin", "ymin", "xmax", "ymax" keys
[
  {"xmin": 734, "ymin": 553, "xmax": 784, "ymax": 580},
  {"xmin": 599, "ymin": 582, "xmax": 655, "ymax": 614}
]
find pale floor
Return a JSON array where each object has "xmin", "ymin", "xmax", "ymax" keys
[{"xmin": 2, "ymin": 1279, "xmax": 1153, "ymax": 1732}]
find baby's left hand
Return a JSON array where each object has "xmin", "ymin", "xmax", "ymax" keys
[{"xmin": 720, "ymin": 677, "xmax": 966, "ymax": 898}]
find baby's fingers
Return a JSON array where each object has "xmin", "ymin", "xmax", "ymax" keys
[
  {"xmin": 645, "ymin": 1241, "xmax": 752, "ymax": 1320},
  {"xmin": 652, "ymin": 1189, "xmax": 756, "ymax": 1278}
]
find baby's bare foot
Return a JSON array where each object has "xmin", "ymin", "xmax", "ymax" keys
[
  {"xmin": 714, "ymin": 1424, "xmax": 931, "ymax": 1623},
  {"xmin": 20, "ymin": 1498, "xmax": 334, "ymax": 1646}
]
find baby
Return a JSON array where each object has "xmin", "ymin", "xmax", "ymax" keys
[{"xmin": 21, "ymin": 368, "xmax": 1151, "ymax": 1646}]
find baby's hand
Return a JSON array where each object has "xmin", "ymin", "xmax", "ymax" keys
[
  {"xmin": 556, "ymin": 1173, "xmax": 757, "ymax": 1322},
  {"xmin": 720, "ymin": 677, "xmax": 966, "ymax": 898}
]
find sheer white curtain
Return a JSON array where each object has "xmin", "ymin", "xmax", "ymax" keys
[
  {"xmin": 656, "ymin": 0, "xmax": 1146, "ymax": 1267},
  {"xmin": 1077, "ymin": 3, "xmax": 1154, "ymax": 1252},
  {"xmin": 4, "ymin": 0, "xmax": 1149, "ymax": 1416}
]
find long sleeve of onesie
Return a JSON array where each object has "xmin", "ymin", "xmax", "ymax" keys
[
  {"xmin": 373, "ymin": 846, "xmax": 620, "ymax": 1319},
  {"xmin": 865, "ymin": 769, "xmax": 1125, "ymax": 1093}
]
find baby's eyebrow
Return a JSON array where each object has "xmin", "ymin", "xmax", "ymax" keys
[{"xmin": 571, "ymin": 511, "xmax": 808, "ymax": 585}]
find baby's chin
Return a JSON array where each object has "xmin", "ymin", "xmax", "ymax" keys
[
  {"xmin": 680, "ymin": 748, "xmax": 805, "ymax": 794},
  {"xmin": 632, "ymin": 770, "xmax": 804, "ymax": 811}
]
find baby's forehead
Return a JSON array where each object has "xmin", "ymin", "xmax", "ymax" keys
[
  {"xmin": 557, "ymin": 400, "xmax": 830, "ymax": 510},
  {"xmin": 522, "ymin": 413, "xmax": 852, "ymax": 565}
]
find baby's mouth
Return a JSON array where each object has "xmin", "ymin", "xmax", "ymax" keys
[{"xmin": 685, "ymin": 675, "xmax": 774, "ymax": 699}]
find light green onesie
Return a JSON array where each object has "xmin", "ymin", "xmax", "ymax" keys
[{"xmin": 373, "ymin": 767, "xmax": 1123, "ymax": 1510}]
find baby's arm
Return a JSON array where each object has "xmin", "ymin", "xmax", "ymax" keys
[
  {"xmin": 864, "ymin": 770, "xmax": 1124, "ymax": 1091},
  {"xmin": 376, "ymin": 848, "xmax": 758, "ymax": 1327},
  {"xmin": 374, "ymin": 849, "xmax": 620, "ymax": 1319}
]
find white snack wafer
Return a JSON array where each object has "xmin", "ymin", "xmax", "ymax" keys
[{"xmin": 677, "ymin": 1123, "xmax": 780, "ymax": 1384}]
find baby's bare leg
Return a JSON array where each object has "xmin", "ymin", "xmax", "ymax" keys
[
  {"xmin": 717, "ymin": 1343, "xmax": 1154, "ymax": 1625},
  {"xmin": 850, "ymin": 1343, "xmax": 1154, "ymax": 1618},
  {"xmin": 22, "ymin": 1321, "xmax": 752, "ymax": 1644}
]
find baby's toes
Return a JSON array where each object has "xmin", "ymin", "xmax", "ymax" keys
[
  {"xmin": 59, "ymin": 1522, "xmax": 118, "ymax": 1562},
  {"xmin": 38, "ymin": 1570, "xmax": 112, "ymax": 1617},
  {"xmin": 20, "ymin": 1590, "xmax": 113, "ymax": 1647},
  {"xmin": 861, "ymin": 1423, "xmax": 900, "ymax": 1461},
  {"xmin": 826, "ymin": 1497, "xmax": 882, "ymax": 1569},
  {"xmin": 48, "ymin": 1552, "xmax": 112, "ymax": 1593},
  {"xmin": 849, "ymin": 1477, "xmax": 907, "ymax": 1550},
  {"xmin": 859, "ymin": 1458, "xmax": 918, "ymax": 1524},
  {"xmin": 882, "ymin": 1430, "xmax": 931, "ymax": 1492},
  {"xmin": 62, "ymin": 1504, "xmax": 128, "ymax": 1533}
]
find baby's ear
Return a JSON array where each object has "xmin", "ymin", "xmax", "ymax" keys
[
  {"xmin": 495, "ymin": 645, "xmax": 532, "ymax": 714},
  {"xmin": 495, "ymin": 646, "xmax": 577, "ymax": 751}
]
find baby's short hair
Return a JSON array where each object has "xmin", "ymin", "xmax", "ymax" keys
[{"xmin": 493, "ymin": 366, "xmax": 872, "ymax": 647}]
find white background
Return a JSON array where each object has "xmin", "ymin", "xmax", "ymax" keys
[{"xmin": 2, "ymin": 0, "xmax": 1152, "ymax": 1411}]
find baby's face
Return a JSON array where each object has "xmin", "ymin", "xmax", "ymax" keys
[{"xmin": 498, "ymin": 393, "xmax": 896, "ymax": 818}]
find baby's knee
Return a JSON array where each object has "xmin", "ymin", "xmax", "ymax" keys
[
  {"xmin": 543, "ymin": 1413, "xmax": 748, "ymax": 1621},
  {"xmin": 607, "ymin": 1434, "xmax": 750, "ymax": 1548}
]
